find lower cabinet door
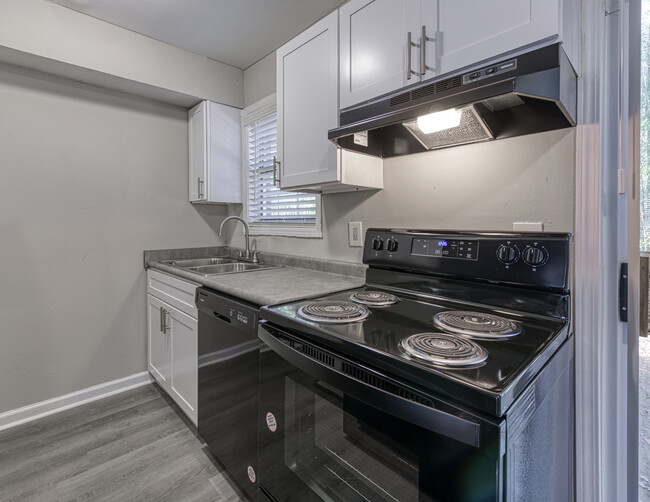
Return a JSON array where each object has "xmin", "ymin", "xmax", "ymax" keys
[
  {"xmin": 148, "ymin": 293, "xmax": 198, "ymax": 425},
  {"xmin": 169, "ymin": 306, "xmax": 198, "ymax": 425},
  {"xmin": 148, "ymin": 294, "xmax": 171, "ymax": 388}
]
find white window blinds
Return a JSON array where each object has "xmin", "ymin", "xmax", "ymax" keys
[{"xmin": 244, "ymin": 102, "xmax": 319, "ymax": 232}]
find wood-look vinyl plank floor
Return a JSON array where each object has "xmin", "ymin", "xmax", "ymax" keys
[{"xmin": 0, "ymin": 384, "xmax": 246, "ymax": 502}]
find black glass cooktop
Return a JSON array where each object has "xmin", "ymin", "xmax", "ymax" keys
[{"xmin": 260, "ymin": 287, "xmax": 569, "ymax": 416}]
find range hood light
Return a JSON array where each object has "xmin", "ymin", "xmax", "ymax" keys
[
  {"xmin": 403, "ymin": 106, "xmax": 493, "ymax": 151},
  {"xmin": 416, "ymin": 109, "xmax": 462, "ymax": 134}
]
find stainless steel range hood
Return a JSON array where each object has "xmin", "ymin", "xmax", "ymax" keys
[{"xmin": 328, "ymin": 43, "xmax": 576, "ymax": 158}]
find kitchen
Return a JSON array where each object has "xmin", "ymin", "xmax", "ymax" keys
[{"xmin": 0, "ymin": 0, "xmax": 638, "ymax": 501}]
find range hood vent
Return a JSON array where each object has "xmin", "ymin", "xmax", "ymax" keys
[{"xmin": 329, "ymin": 44, "xmax": 577, "ymax": 159}]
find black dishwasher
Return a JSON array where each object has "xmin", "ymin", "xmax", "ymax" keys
[{"xmin": 196, "ymin": 287, "xmax": 260, "ymax": 502}]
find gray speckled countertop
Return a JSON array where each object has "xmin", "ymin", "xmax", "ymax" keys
[{"xmin": 145, "ymin": 247, "xmax": 366, "ymax": 306}]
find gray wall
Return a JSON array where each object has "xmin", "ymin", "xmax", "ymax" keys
[
  {"xmin": 0, "ymin": 0, "xmax": 244, "ymax": 108},
  {"xmin": 236, "ymin": 54, "xmax": 576, "ymax": 264},
  {"xmin": 244, "ymin": 52, "xmax": 276, "ymax": 106},
  {"xmin": 230, "ymin": 129, "xmax": 576, "ymax": 263},
  {"xmin": 0, "ymin": 64, "xmax": 227, "ymax": 413}
]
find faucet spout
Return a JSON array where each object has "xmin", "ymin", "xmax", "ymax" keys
[{"xmin": 218, "ymin": 216, "xmax": 259, "ymax": 263}]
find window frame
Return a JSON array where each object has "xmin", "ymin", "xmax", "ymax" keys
[{"xmin": 241, "ymin": 94, "xmax": 322, "ymax": 238}]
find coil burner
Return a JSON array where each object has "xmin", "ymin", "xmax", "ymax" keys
[
  {"xmin": 399, "ymin": 333, "xmax": 488, "ymax": 368},
  {"xmin": 298, "ymin": 301, "xmax": 370, "ymax": 324},
  {"xmin": 433, "ymin": 311, "xmax": 521, "ymax": 340},
  {"xmin": 349, "ymin": 291, "xmax": 400, "ymax": 307}
]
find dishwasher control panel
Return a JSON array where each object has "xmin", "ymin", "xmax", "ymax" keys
[{"xmin": 196, "ymin": 288, "xmax": 259, "ymax": 333}]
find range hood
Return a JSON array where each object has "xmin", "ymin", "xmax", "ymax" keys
[{"xmin": 328, "ymin": 43, "xmax": 577, "ymax": 158}]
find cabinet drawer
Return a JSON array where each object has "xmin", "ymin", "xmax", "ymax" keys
[{"xmin": 147, "ymin": 269, "xmax": 200, "ymax": 319}]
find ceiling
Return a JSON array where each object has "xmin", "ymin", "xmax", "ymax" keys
[{"xmin": 48, "ymin": 0, "xmax": 347, "ymax": 70}]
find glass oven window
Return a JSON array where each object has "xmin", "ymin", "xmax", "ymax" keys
[{"xmin": 284, "ymin": 377, "xmax": 420, "ymax": 502}]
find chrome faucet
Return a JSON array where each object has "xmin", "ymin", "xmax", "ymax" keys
[{"xmin": 218, "ymin": 216, "xmax": 259, "ymax": 263}]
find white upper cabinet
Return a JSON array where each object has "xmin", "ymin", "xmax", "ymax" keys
[
  {"xmin": 277, "ymin": 10, "xmax": 384, "ymax": 193},
  {"xmin": 340, "ymin": 0, "xmax": 578, "ymax": 109},
  {"xmin": 277, "ymin": 11, "xmax": 339, "ymax": 190},
  {"xmin": 434, "ymin": 0, "xmax": 575, "ymax": 76},
  {"xmin": 339, "ymin": 0, "xmax": 421, "ymax": 110},
  {"xmin": 188, "ymin": 100, "xmax": 241, "ymax": 204}
]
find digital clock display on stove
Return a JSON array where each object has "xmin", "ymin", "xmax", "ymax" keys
[{"xmin": 411, "ymin": 238, "xmax": 479, "ymax": 260}]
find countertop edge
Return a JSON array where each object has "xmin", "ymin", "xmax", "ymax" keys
[{"xmin": 147, "ymin": 261, "xmax": 365, "ymax": 306}]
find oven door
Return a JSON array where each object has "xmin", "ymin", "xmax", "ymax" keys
[{"xmin": 258, "ymin": 322, "xmax": 505, "ymax": 502}]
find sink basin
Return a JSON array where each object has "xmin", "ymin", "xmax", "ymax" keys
[
  {"xmin": 159, "ymin": 256, "xmax": 279, "ymax": 276},
  {"xmin": 161, "ymin": 257, "xmax": 235, "ymax": 268},
  {"xmin": 187, "ymin": 262, "xmax": 279, "ymax": 276}
]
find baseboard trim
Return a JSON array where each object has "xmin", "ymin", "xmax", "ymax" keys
[{"xmin": 0, "ymin": 371, "xmax": 153, "ymax": 432}]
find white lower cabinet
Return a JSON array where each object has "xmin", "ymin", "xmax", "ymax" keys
[
  {"xmin": 148, "ymin": 294, "xmax": 171, "ymax": 387},
  {"xmin": 168, "ymin": 306, "xmax": 198, "ymax": 421},
  {"xmin": 147, "ymin": 270, "xmax": 198, "ymax": 425}
]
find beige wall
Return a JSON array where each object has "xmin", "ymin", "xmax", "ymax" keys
[
  {"xmin": 0, "ymin": 64, "xmax": 228, "ymax": 414},
  {"xmin": 235, "ymin": 55, "xmax": 576, "ymax": 263}
]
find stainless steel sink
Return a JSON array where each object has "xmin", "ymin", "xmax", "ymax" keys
[
  {"xmin": 160, "ymin": 257, "xmax": 279, "ymax": 276},
  {"xmin": 187, "ymin": 262, "xmax": 279, "ymax": 276},
  {"xmin": 161, "ymin": 257, "xmax": 235, "ymax": 268}
]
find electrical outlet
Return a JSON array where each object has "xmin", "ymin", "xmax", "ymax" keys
[
  {"xmin": 348, "ymin": 222, "xmax": 363, "ymax": 247},
  {"xmin": 513, "ymin": 222, "xmax": 544, "ymax": 232}
]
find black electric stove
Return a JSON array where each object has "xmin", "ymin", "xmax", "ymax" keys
[
  {"xmin": 262, "ymin": 285, "xmax": 568, "ymax": 417},
  {"xmin": 257, "ymin": 229, "xmax": 573, "ymax": 502},
  {"xmin": 261, "ymin": 229, "xmax": 570, "ymax": 417}
]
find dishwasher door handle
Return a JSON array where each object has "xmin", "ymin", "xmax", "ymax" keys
[{"xmin": 259, "ymin": 324, "xmax": 482, "ymax": 447}]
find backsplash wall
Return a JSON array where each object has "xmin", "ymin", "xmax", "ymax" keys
[{"xmin": 229, "ymin": 127, "xmax": 576, "ymax": 263}]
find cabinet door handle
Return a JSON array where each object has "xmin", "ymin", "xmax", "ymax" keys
[
  {"xmin": 159, "ymin": 306, "xmax": 164, "ymax": 332},
  {"xmin": 162, "ymin": 309, "xmax": 171, "ymax": 333},
  {"xmin": 198, "ymin": 177, "xmax": 204, "ymax": 199},
  {"xmin": 272, "ymin": 156, "xmax": 280, "ymax": 187},
  {"xmin": 421, "ymin": 26, "xmax": 435, "ymax": 75},
  {"xmin": 407, "ymin": 31, "xmax": 417, "ymax": 80}
]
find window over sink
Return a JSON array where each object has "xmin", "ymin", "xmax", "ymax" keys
[{"xmin": 241, "ymin": 95, "xmax": 322, "ymax": 237}]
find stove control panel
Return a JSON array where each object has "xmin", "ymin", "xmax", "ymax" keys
[
  {"xmin": 363, "ymin": 229, "xmax": 571, "ymax": 290},
  {"xmin": 412, "ymin": 238, "xmax": 478, "ymax": 260}
]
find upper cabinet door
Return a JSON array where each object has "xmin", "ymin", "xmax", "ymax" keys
[
  {"xmin": 188, "ymin": 102, "xmax": 207, "ymax": 202},
  {"xmin": 277, "ymin": 11, "xmax": 339, "ymax": 189},
  {"xmin": 434, "ymin": 0, "xmax": 559, "ymax": 76},
  {"xmin": 206, "ymin": 102, "xmax": 241, "ymax": 204},
  {"xmin": 339, "ymin": 0, "xmax": 421, "ymax": 110},
  {"xmin": 188, "ymin": 101, "xmax": 242, "ymax": 204}
]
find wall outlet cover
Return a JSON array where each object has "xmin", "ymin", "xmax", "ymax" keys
[
  {"xmin": 513, "ymin": 222, "xmax": 544, "ymax": 232},
  {"xmin": 348, "ymin": 221, "xmax": 363, "ymax": 247}
]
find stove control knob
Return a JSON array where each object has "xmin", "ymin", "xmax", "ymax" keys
[
  {"xmin": 372, "ymin": 238, "xmax": 384, "ymax": 251},
  {"xmin": 523, "ymin": 246, "xmax": 548, "ymax": 267},
  {"xmin": 496, "ymin": 244, "xmax": 518, "ymax": 264},
  {"xmin": 386, "ymin": 239, "xmax": 398, "ymax": 252}
]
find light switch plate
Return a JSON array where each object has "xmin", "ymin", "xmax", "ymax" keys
[
  {"xmin": 348, "ymin": 221, "xmax": 363, "ymax": 247},
  {"xmin": 513, "ymin": 222, "xmax": 544, "ymax": 232}
]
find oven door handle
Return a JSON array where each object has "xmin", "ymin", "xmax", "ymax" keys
[{"xmin": 259, "ymin": 325, "xmax": 482, "ymax": 448}]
